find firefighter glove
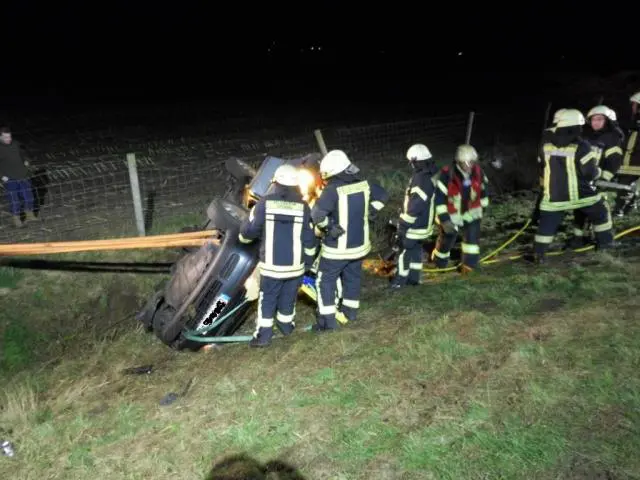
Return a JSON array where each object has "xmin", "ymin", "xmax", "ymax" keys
[{"xmin": 328, "ymin": 224, "xmax": 346, "ymax": 239}]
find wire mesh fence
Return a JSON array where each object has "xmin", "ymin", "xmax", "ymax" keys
[{"xmin": 0, "ymin": 111, "xmax": 491, "ymax": 245}]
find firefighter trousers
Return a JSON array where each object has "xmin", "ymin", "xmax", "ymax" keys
[
  {"xmin": 391, "ymin": 238, "xmax": 424, "ymax": 286},
  {"xmin": 316, "ymin": 256, "xmax": 363, "ymax": 330},
  {"xmin": 433, "ymin": 220, "xmax": 481, "ymax": 269},
  {"xmin": 255, "ymin": 275, "xmax": 303, "ymax": 338},
  {"xmin": 534, "ymin": 199, "xmax": 613, "ymax": 257}
]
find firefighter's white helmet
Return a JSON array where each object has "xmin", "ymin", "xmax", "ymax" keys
[
  {"xmin": 406, "ymin": 143, "xmax": 432, "ymax": 161},
  {"xmin": 455, "ymin": 144, "xmax": 479, "ymax": 168},
  {"xmin": 554, "ymin": 109, "xmax": 585, "ymax": 128},
  {"xmin": 630, "ymin": 91, "xmax": 640, "ymax": 104},
  {"xmin": 587, "ymin": 105, "xmax": 617, "ymax": 122},
  {"xmin": 319, "ymin": 150, "xmax": 352, "ymax": 179},
  {"xmin": 552, "ymin": 108, "xmax": 568, "ymax": 125},
  {"xmin": 273, "ymin": 164, "xmax": 299, "ymax": 187}
]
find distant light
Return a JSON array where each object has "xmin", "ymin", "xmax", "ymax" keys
[{"xmin": 458, "ymin": 51, "xmax": 463, "ymax": 56}]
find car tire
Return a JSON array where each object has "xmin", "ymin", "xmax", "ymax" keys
[
  {"xmin": 206, "ymin": 198, "xmax": 249, "ymax": 231},
  {"xmin": 225, "ymin": 157, "xmax": 257, "ymax": 181},
  {"xmin": 152, "ymin": 301, "xmax": 183, "ymax": 346},
  {"xmin": 137, "ymin": 289, "xmax": 165, "ymax": 332}
]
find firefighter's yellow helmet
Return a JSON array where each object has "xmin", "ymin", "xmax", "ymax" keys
[
  {"xmin": 455, "ymin": 144, "xmax": 479, "ymax": 168},
  {"xmin": 319, "ymin": 150, "xmax": 352, "ymax": 179},
  {"xmin": 630, "ymin": 91, "xmax": 640, "ymax": 104},
  {"xmin": 554, "ymin": 109, "xmax": 585, "ymax": 128},
  {"xmin": 273, "ymin": 164, "xmax": 299, "ymax": 187},
  {"xmin": 406, "ymin": 143, "xmax": 432, "ymax": 161},
  {"xmin": 587, "ymin": 105, "xmax": 617, "ymax": 122}
]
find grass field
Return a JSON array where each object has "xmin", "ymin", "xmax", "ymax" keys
[{"xmin": 1, "ymin": 176, "xmax": 640, "ymax": 479}]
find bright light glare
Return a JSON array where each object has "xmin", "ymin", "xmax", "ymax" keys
[{"xmin": 297, "ymin": 169, "xmax": 315, "ymax": 197}]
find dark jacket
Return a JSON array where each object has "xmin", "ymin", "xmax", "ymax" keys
[
  {"xmin": 584, "ymin": 122, "xmax": 625, "ymax": 181},
  {"xmin": 398, "ymin": 162, "xmax": 436, "ymax": 240},
  {"xmin": 239, "ymin": 184, "xmax": 317, "ymax": 279},
  {"xmin": 311, "ymin": 172, "xmax": 388, "ymax": 260},
  {"xmin": 538, "ymin": 126, "xmax": 602, "ymax": 211},
  {"xmin": 0, "ymin": 140, "xmax": 30, "ymax": 179},
  {"xmin": 620, "ymin": 116, "xmax": 640, "ymax": 177}
]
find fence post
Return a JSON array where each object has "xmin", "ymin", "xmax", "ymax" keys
[
  {"xmin": 465, "ymin": 111, "xmax": 475, "ymax": 144},
  {"xmin": 314, "ymin": 129, "xmax": 328, "ymax": 156},
  {"xmin": 126, "ymin": 153, "xmax": 146, "ymax": 237},
  {"xmin": 543, "ymin": 101, "xmax": 552, "ymax": 131}
]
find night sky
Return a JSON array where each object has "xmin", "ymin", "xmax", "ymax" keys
[{"xmin": 1, "ymin": 1, "xmax": 638, "ymax": 111}]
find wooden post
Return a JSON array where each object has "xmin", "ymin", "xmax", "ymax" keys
[
  {"xmin": 127, "ymin": 153, "xmax": 146, "ymax": 237},
  {"xmin": 543, "ymin": 101, "xmax": 552, "ymax": 131},
  {"xmin": 314, "ymin": 129, "xmax": 328, "ymax": 156},
  {"xmin": 465, "ymin": 111, "xmax": 475, "ymax": 144}
]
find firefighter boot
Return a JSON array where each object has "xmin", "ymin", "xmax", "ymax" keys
[
  {"xmin": 276, "ymin": 320, "xmax": 294, "ymax": 336},
  {"xmin": 25, "ymin": 211, "xmax": 38, "ymax": 222},
  {"xmin": 249, "ymin": 327, "xmax": 273, "ymax": 348},
  {"xmin": 12, "ymin": 215, "xmax": 23, "ymax": 228}
]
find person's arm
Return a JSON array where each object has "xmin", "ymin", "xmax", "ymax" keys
[
  {"xmin": 239, "ymin": 199, "xmax": 265, "ymax": 243},
  {"xmin": 302, "ymin": 204, "xmax": 318, "ymax": 269}
]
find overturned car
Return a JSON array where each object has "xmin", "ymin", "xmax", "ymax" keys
[{"xmin": 136, "ymin": 154, "xmax": 323, "ymax": 350}]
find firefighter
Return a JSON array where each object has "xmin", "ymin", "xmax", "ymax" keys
[
  {"xmin": 311, "ymin": 150, "xmax": 389, "ymax": 331},
  {"xmin": 239, "ymin": 164, "xmax": 318, "ymax": 348},
  {"xmin": 431, "ymin": 144, "xmax": 490, "ymax": 273},
  {"xmin": 534, "ymin": 109, "xmax": 613, "ymax": 262},
  {"xmin": 613, "ymin": 91, "xmax": 640, "ymax": 217},
  {"xmin": 389, "ymin": 143, "xmax": 436, "ymax": 289},
  {"xmin": 532, "ymin": 109, "xmax": 567, "ymax": 226},
  {"xmin": 571, "ymin": 105, "xmax": 624, "ymax": 246}
]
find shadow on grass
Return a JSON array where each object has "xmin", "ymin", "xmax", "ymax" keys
[
  {"xmin": 205, "ymin": 453, "xmax": 306, "ymax": 480},
  {"xmin": 0, "ymin": 258, "xmax": 172, "ymax": 274}
]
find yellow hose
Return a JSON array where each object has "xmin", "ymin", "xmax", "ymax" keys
[
  {"xmin": 422, "ymin": 223, "xmax": 640, "ymax": 273},
  {"xmin": 423, "ymin": 219, "xmax": 532, "ymax": 273}
]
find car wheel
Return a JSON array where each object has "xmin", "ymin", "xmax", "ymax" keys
[
  {"xmin": 225, "ymin": 157, "xmax": 257, "ymax": 181},
  {"xmin": 137, "ymin": 289, "xmax": 165, "ymax": 332},
  {"xmin": 206, "ymin": 198, "xmax": 249, "ymax": 231},
  {"xmin": 152, "ymin": 301, "xmax": 183, "ymax": 347}
]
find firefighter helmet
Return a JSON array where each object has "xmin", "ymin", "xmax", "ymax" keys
[
  {"xmin": 587, "ymin": 105, "xmax": 617, "ymax": 122},
  {"xmin": 319, "ymin": 150, "xmax": 353, "ymax": 179},
  {"xmin": 455, "ymin": 144, "xmax": 479, "ymax": 169},
  {"xmin": 552, "ymin": 108, "xmax": 568, "ymax": 125},
  {"xmin": 630, "ymin": 91, "xmax": 640, "ymax": 104},
  {"xmin": 554, "ymin": 109, "xmax": 585, "ymax": 128},
  {"xmin": 406, "ymin": 143, "xmax": 432, "ymax": 161},
  {"xmin": 273, "ymin": 164, "xmax": 299, "ymax": 187}
]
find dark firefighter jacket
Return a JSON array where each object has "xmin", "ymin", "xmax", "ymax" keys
[
  {"xmin": 311, "ymin": 172, "xmax": 389, "ymax": 260},
  {"xmin": 620, "ymin": 117, "xmax": 640, "ymax": 177},
  {"xmin": 584, "ymin": 123, "xmax": 625, "ymax": 181},
  {"xmin": 399, "ymin": 163, "xmax": 436, "ymax": 240},
  {"xmin": 537, "ymin": 128, "xmax": 557, "ymax": 187},
  {"xmin": 0, "ymin": 140, "xmax": 31, "ymax": 179},
  {"xmin": 538, "ymin": 126, "xmax": 602, "ymax": 212},
  {"xmin": 239, "ymin": 184, "xmax": 317, "ymax": 279},
  {"xmin": 434, "ymin": 163, "xmax": 489, "ymax": 227}
]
